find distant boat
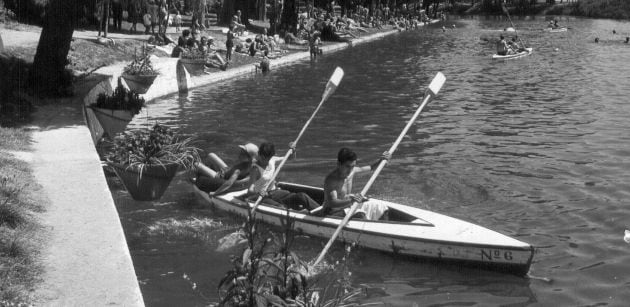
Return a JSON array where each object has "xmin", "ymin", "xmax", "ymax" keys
[
  {"xmin": 504, "ymin": 27, "xmax": 516, "ymax": 32},
  {"xmin": 492, "ymin": 47, "xmax": 533, "ymax": 60},
  {"xmin": 545, "ymin": 27, "xmax": 568, "ymax": 33}
]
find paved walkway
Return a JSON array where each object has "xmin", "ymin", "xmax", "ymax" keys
[{"xmin": 27, "ymin": 78, "xmax": 145, "ymax": 306}]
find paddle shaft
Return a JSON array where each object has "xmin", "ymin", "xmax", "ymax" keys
[
  {"xmin": 502, "ymin": 5, "xmax": 527, "ymax": 48},
  {"xmin": 312, "ymin": 79, "xmax": 442, "ymax": 266},
  {"xmin": 249, "ymin": 73, "xmax": 342, "ymax": 216}
]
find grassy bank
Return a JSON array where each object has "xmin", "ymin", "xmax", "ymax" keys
[{"xmin": 0, "ymin": 127, "xmax": 45, "ymax": 305}]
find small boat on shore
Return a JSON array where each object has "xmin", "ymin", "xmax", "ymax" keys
[
  {"xmin": 193, "ymin": 182, "xmax": 534, "ymax": 276},
  {"xmin": 492, "ymin": 47, "xmax": 533, "ymax": 60},
  {"xmin": 545, "ymin": 27, "xmax": 568, "ymax": 33}
]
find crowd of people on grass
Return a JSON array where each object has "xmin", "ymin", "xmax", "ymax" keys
[
  {"xmin": 96, "ymin": 0, "xmax": 179, "ymax": 35},
  {"xmin": 171, "ymin": 28, "xmax": 228, "ymax": 71},
  {"xmin": 114, "ymin": 1, "xmax": 438, "ymax": 73},
  {"xmin": 274, "ymin": 3, "xmax": 431, "ymax": 46},
  {"xmin": 193, "ymin": 142, "xmax": 391, "ymax": 220}
]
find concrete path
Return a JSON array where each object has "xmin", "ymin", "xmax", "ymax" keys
[{"xmin": 27, "ymin": 81, "xmax": 145, "ymax": 306}]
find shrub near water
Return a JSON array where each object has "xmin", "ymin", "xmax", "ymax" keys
[
  {"xmin": 91, "ymin": 80, "xmax": 145, "ymax": 115},
  {"xmin": 123, "ymin": 47, "xmax": 159, "ymax": 76},
  {"xmin": 573, "ymin": 0, "xmax": 630, "ymax": 19},
  {"xmin": 105, "ymin": 123, "xmax": 201, "ymax": 169}
]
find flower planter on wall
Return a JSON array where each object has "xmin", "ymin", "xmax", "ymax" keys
[
  {"xmin": 111, "ymin": 162, "xmax": 179, "ymax": 201},
  {"xmin": 89, "ymin": 107, "xmax": 134, "ymax": 138},
  {"xmin": 121, "ymin": 73, "xmax": 158, "ymax": 94}
]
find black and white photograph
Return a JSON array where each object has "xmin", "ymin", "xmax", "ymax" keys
[{"xmin": 1, "ymin": 0, "xmax": 629, "ymax": 306}]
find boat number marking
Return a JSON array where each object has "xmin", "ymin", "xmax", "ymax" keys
[{"xmin": 481, "ymin": 249, "xmax": 513, "ymax": 261}]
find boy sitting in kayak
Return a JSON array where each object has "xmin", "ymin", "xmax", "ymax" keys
[
  {"xmin": 496, "ymin": 35, "xmax": 512, "ymax": 56},
  {"xmin": 508, "ymin": 37, "xmax": 526, "ymax": 53},
  {"xmin": 321, "ymin": 148, "xmax": 390, "ymax": 220},
  {"xmin": 242, "ymin": 142, "xmax": 321, "ymax": 213}
]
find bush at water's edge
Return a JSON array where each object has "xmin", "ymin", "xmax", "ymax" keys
[
  {"xmin": 571, "ymin": 0, "xmax": 630, "ymax": 19},
  {"xmin": 453, "ymin": 0, "xmax": 630, "ymax": 20}
]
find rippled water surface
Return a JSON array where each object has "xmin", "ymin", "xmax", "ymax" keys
[{"xmin": 112, "ymin": 16, "xmax": 630, "ymax": 306}]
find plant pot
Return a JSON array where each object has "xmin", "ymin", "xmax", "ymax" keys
[
  {"xmin": 121, "ymin": 73, "xmax": 158, "ymax": 94},
  {"xmin": 90, "ymin": 107, "xmax": 134, "ymax": 138},
  {"xmin": 111, "ymin": 162, "xmax": 180, "ymax": 201},
  {"xmin": 179, "ymin": 58, "xmax": 207, "ymax": 75}
]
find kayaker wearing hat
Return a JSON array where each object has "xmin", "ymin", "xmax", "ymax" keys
[{"xmin": 194, "ymin": 143, "xmax": 258, "ymax": 195}]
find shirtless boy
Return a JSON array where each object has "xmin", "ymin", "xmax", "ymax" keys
[{"xmin": 322, "ymin": 147, "xmax": 391, "ymax": 219}]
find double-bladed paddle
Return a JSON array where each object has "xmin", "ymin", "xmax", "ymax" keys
[
  {"xmin": 502, "ymin": 4, "xmax": 527, "ymax": 48},
  {"xmin": 312, "ymin": 72, "xmax": 446, "ymax": 266},
  {"xmin": 248, "ymin": 67, "xmax": 345, "ymax": 216}
]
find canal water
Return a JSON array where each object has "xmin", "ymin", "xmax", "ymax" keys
[{"xmin": 110, "ymin": 15, "xmax": 630, "ymax": 306}]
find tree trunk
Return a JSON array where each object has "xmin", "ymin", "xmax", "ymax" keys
[
  {"xmin": 29, "ymin": 0, "xmax": 79, "ymax": 97},
  {"xmin": 104, "ymin": 0, "xmax": 110, "ymax": 37},
  {"xmin": 237, "ymin": 0, "xmax": 251, "ymax": 27},
  {"xmin": 280, "ymin": 0, "xmax": 297, "ymax": 32},
  {"xmin": 221, "ymin": 0, "xmax": 234, "ymax": 25},
  {"xmin": 195, "ymin": 0, "xmax": 206, "ymax": 28}
]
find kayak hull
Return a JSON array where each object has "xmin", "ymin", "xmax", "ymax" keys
[
  {"xmin": 492, "ymin": 47, "xmax": 533, "ymax": 60},
  {"xmin": 193, "ymin": 182, "xmax": 534, "ymax": 275}
]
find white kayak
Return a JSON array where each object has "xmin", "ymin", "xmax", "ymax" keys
[
  {"xmin": 193, "ymin": 182, "xmax": 535, "ymax": 276},
  {"xmin": 546, "ymin": 27, "xmax": 568, "ymax": 33},
  {"xmin": 492, "ymin": 47, "xmax": 533, "ymax": 60}
]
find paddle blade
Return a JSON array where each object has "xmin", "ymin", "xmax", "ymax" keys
[
  {"xmin": 322, "ymin": 67, "xmax": 344, "ymax": 100},
  {"xmin": 427, "ymin": 72, "xmax": 446, "ymax": 96},
  {"xmin": 329, "ymin": 67, "xmax": 344, "ymax": 87}
]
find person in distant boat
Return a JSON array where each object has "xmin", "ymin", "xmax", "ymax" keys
[
  {"xmin": 496, "ymin": 35, "xmax": 511, "ymax": 55},
  {"xmin": 242, "ymin": 142, "xmax": 321, "ymax": 212},
  {"xmin": 553, "ymin": 20, "xmax": 560, "ymax": 29},
  {"xmin": 194, "ymin": 143, "xmax": 259, "ymax": 195},
  {"xmin": 321, "ymin": 148, "xmax": 391, "ymax": 220},
  {"xmin": 625, "ymin": 37, "xmax": 629, "ymax": 44},
  {"xmin": 508, "ymin": 36, "xmax": 526, "ymax": 52}
]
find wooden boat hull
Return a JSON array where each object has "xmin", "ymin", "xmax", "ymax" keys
[
  {"xmin": 193, "ymin": 182, "xmax": 534, "ymax": 275},
  {"xmin": 492, "ymin": 47, "xmax": 533, "ymax": 60}
]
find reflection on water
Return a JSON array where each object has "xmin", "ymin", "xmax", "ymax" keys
[{"xmin": 112, "ymin": 15, "xmax": 630, "ymax": 306}]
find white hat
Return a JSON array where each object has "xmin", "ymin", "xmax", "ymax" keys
[{"xmin": 238, "ymin": 143, "xmax": 259, "ymax": 159}]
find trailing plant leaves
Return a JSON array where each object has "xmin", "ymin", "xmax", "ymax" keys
[
  {"xmin": 262, "ymin": 293, "xmax": 288, "ymax": 307},
  {"xmin": 105, "ymin": 123, "xmax": 200, "ymax": 170},
  {"xmin": 92, "ymin": 79, "xmax": 145, "ymax": 115},
  {"xmin": 242, "ymin": 248, "xmax": 252, "ymax": 266},
  {"xmin": 123, "ymin": 47, "xmax": 159, "ymax": 75}
]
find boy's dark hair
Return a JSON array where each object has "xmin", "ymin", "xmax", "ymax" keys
[
  {"xmin": 337, "ymin": 147, "xmax": 357, "ymax": 164},
  {"xmin": 259, "ymin": 142, "xmax": 276, "ymax": 158},
  {"xmin": 183, "ymin": 29, "xmax": 190, "ymax": 36}
]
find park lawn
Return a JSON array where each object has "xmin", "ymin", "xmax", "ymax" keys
[{"xmin": 0, "ymin": 127, "xmax": 45, "ymax": 305}]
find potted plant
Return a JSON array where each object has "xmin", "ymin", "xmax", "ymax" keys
[
  {"xmin": 121, "ymin": 46, "xmax": 160, "ymax": 94},
  {"xmin": 89, "ymin": 79, "xmax": 145, "ymax": 139},
  {"xmin": 105, "ymin": 123, "xmax": 201, "ymax": 201}
]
